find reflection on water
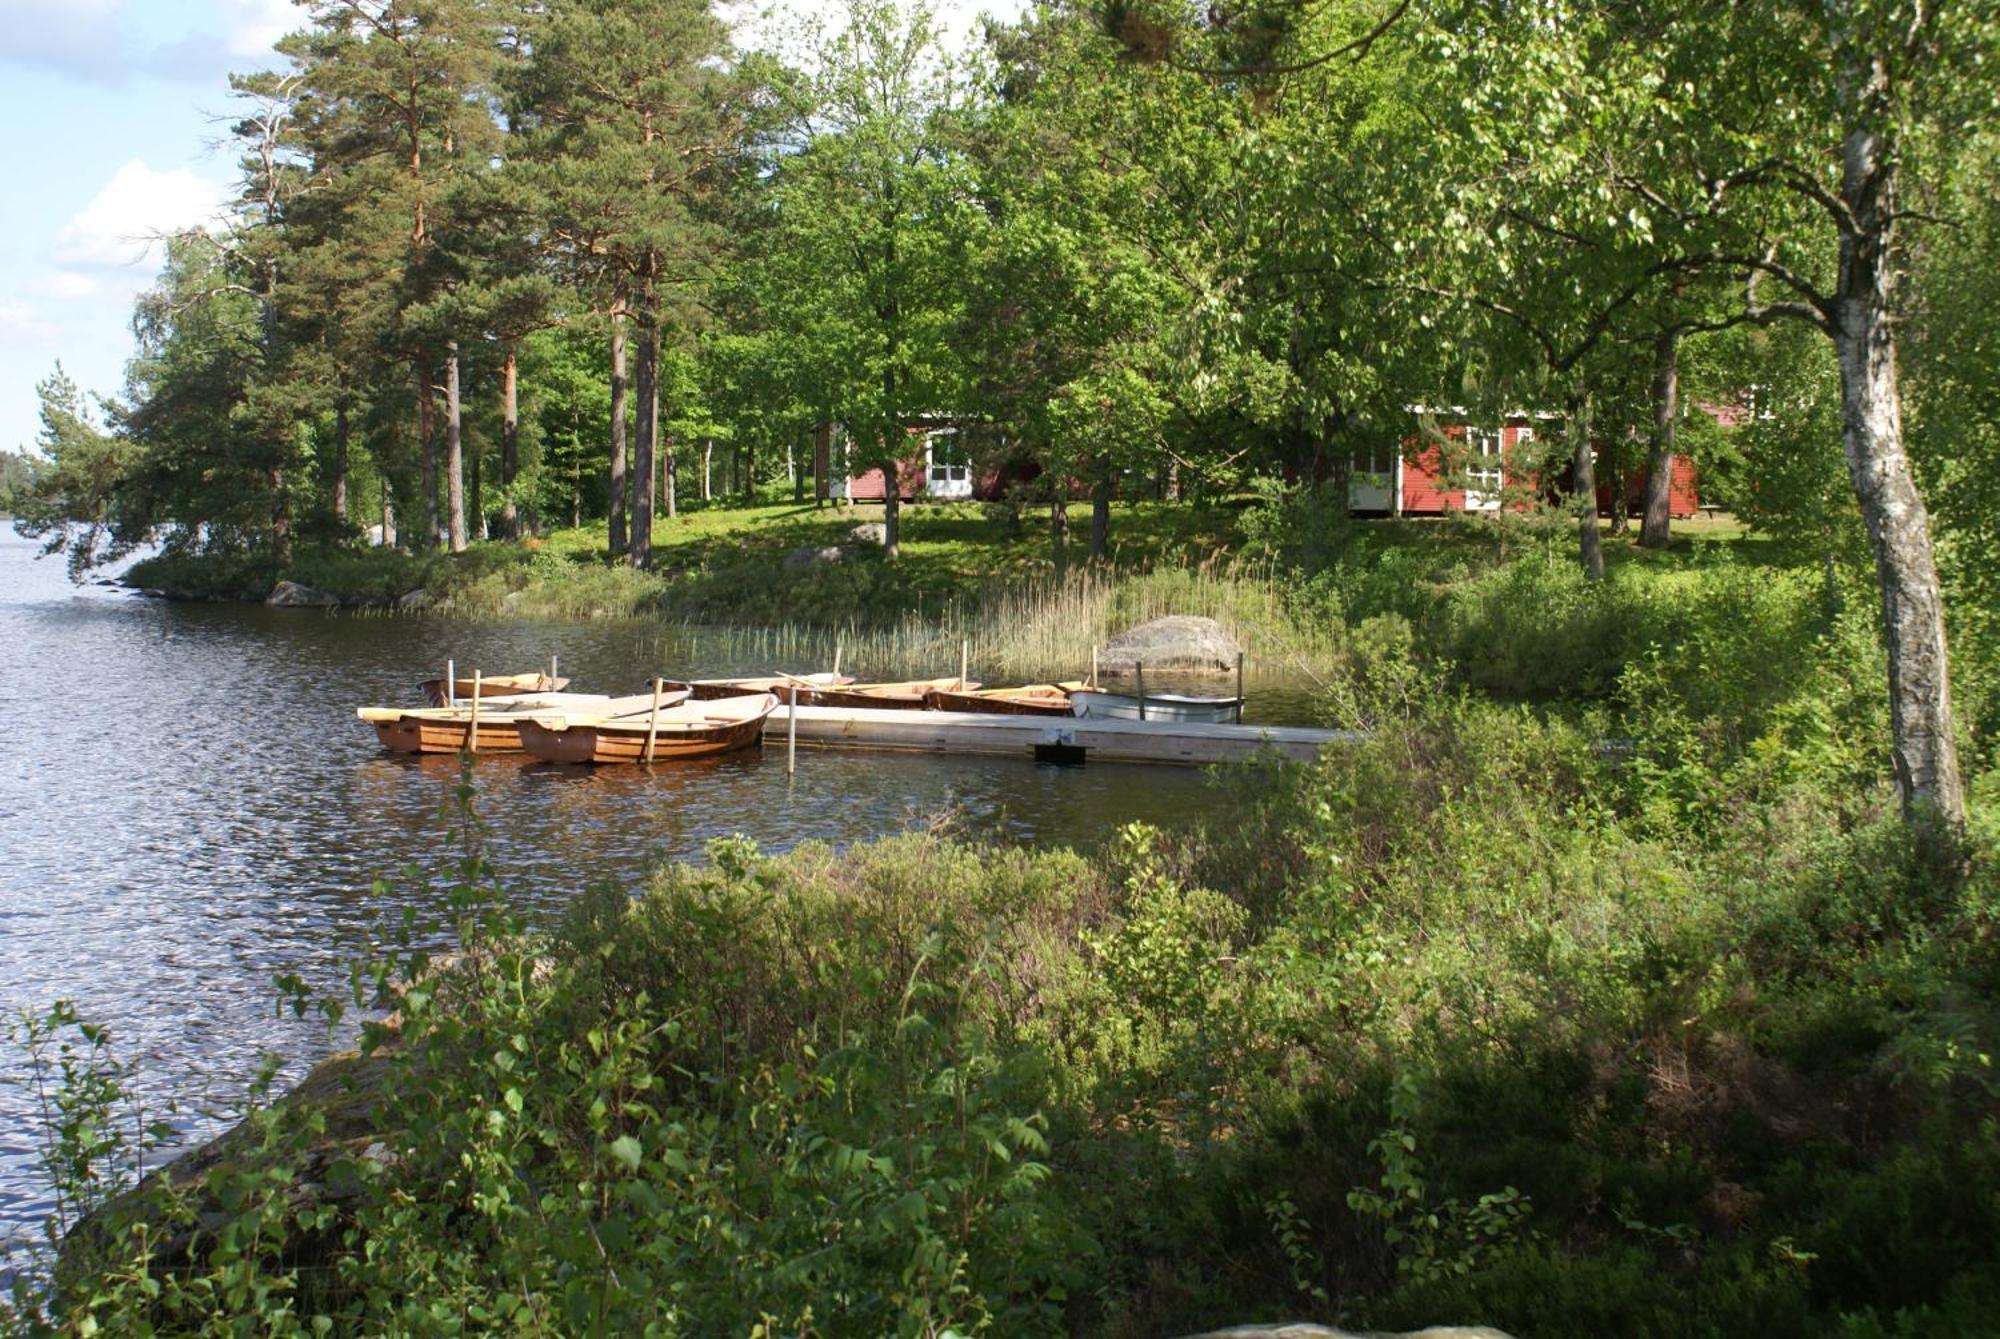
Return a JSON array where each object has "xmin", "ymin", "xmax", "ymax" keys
[{"xmin": 0, "ymin": 534, "xmax": 1310, "ymax": 1242}]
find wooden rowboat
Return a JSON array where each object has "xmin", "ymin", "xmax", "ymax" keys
[
  {"xmin": 360, "ymin": 690, "xmax": 685, "ymax": 755},
  {"xmin": 420, "ymin": 671, "xmax": 570, "ymax": 707},
  {"xmin": 1068, "ymin": 688, "xmax": 1244, "ymax": 724},
  {"xmin": 515, "ymin": 693, "xmax": 777, "ymax": 765},
  {"xmin": 924, "ymin": 682, "xmax": 1086, "ymax": 717},
  {"xmin": 687, "ymin": 672, "xmax": 854, "ymax": 703},
  {"xmin": 807, "ymin": 677, "xmax": 981, "ymax": 710}
]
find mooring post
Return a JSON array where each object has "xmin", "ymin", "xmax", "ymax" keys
[
  {"xmin": 643, "ymin": 677, "xmax": 664, "ymax": 764},
  {"xmin": 832, "ymin": 641, "xmax": 842, "ymax": 678},
  {"xmin": 549, "ymin": 653, "xmax": 558, "ymax": 689},
  {"xmin": 445, "ymin": 658, "xmax": 456, "ymax": 708},
  {"xmin": 467, "ymin": 670, "xmax": 481, "ymax": 754},
  {"xmin": 1090, "ymin": 644, "xmax": 1098, "ymax": 689},
  {"xmin": 787, "ymin": 690, "xmax": 798, "ymax": 776},
  {"xmin": 1235, "ymin": 651, "xmax": 1246, "ymax": 724},
  {"xmin": 959, "ymin": 639, "xmax": 969, "ymax": 690},
  {"xmin": 1136, "ymin": 660, "xmax": 1146, "ymax": 722}
]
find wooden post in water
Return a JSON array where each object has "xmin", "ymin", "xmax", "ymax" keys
[
  {"xmin": 549, "ymin": 654, "xmax": 558, "ymax": 689},
  {"xmin": 643, "ymin": 677, "xmax": 664, "ymax": 764},
  {"xmin": 1090, "ymin": 644, "xmax": 1098, "ymax": 689},
  {"xmin": 1235, "ymin": 651, "xmax": 1246, "ymax": 724},
  {"xmin": 832, "ymin": 641, "xmax": 842, "ymax": 678},
  {"xmin": 467, "ymin": 670, "xmax": 482, "ymax": 753},
  {"xmin": 959, "ymin": 639, "xmax": 969, "ymax": 691},
  {"xmin": 787, "ymin": 689, "xmax": 798, "ymax": 776},
  {"xmin": 1136, "ymin": 660, "xmax": 1146, "ymax": 722},
  {"xmin": 445, "ymin": 659, "xmax": 456, "ymax": 707}
]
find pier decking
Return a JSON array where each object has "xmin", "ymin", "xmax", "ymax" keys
[{"xmin": 760, "ymin": 704, "xmax": 1353, "ymax": 766}]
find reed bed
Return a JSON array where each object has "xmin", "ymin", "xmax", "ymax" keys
[{"xmin": 650, "ymin": 564, "xmax": 1342, "ymax": 688}]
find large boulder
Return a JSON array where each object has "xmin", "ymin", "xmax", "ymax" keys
[
  {"xmin": 849, "ymin": 521, "xmax": 888, "ymax": 546},
  {"xmin": 1099, "ymin": 615, "xmax": 1243, "ymax": 675},
  {"xmin": 266, "ymin": 579, "xmax": 340, "ymax": 609},
  {"xmin": 396, "ymin": 588, "xmax": 436, "ymax": 612},
  {"xmin": 1182, "ymin": 1326, "xmax": 1513, "ymax": 1339},
  {"xmin": 785, "ymin": 544, "xmax": 856, "ymax": 570}
]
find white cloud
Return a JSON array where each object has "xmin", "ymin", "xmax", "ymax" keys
[
  {"xmin": 219, "ymin": 0, "xmax": 295, "ymax": 58},
  {"xmin": 54, "ymin": 160, "xmax": 230, "ymax": 270},
  {"xmin": 0, "ymin": 296, "xmax": 56, "ymax": 348},
  {"xmin": 36, "ymin": 271, "xmax": 101, "ymax": 300},
  {"xmin": 0, "ymin": 0, "xmax": 131, "ymax": 84}
]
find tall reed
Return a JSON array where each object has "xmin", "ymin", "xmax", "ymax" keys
[{"xmin": 652, "ymin": 564, "xmax": 1341, "ymax": 687}]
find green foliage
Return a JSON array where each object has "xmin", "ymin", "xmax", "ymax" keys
[{"xmin": 10, "ymin": 692, "xmax": 2000, "ymax": 1334}]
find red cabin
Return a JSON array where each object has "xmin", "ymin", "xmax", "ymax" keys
[
  {"xmin": 1371, "ymin": 415, "xmax": 1699, "ymax": 518},
  {"xmin": 814, "ymin": 419, "xmax": 1023, "ymax": 503}
]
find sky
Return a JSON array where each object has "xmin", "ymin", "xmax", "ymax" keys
[{"xmin": 0, "ymin": 0, "xmax": 1016, "ymax": 460}]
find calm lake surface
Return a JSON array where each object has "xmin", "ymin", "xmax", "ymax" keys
[{"xmin": 0, "ymin": 532, "xmax": 1310, "ymax": 1244}]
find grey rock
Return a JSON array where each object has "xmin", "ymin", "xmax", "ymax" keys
[
  {"xmin": 396, "ymin": 588, "xmax": 435, "ymax": 612},
  {"xmin": 785, "ymin": 544, "xmax": 855, "ymax": 570},
  {"xmin": 1181, "ymin": 1326, "xmax": 1513, "ymax": 1339},
  {"xmin": 266, "ymin": 579, "xmax": 340, "ymax": 609},
  {"xmin": 849, "ymin": 522, "xmax": 887, "ymax": 545},
  {"xmin": 1099, "ymin": 614, "xmax": 1244, "ymax": 675}
]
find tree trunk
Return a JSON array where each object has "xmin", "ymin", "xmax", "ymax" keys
[
  {"xmin": 1832, "ymin": 118, "xmax": 1966, "ymax": 848},
  {"xmin": 270, "ymin": 465, "xmax": 292, "ymax": 565},
  {"xmin": 416, "ymin": 357, "xmax": 437, "ymax": 550},
  {"xmin": 663, "ymin": 433, "xmax": 677, "ymax": 520},
  {"xmin": 1050, "ymin": 492, "xmax": 1069, "ymax": 580},
  {"xmin": 470, "ymin": 450, "xmax": 483, "ymax": 540},
  {"xmin": 631, "ymin": 324, "xmax": 656, "ymax": 570},
  {"xmin": 1640, "ymin": 327, "xmax": 1679, "ymax": 549},
  {"xmin": 380, "ymin": 473, "xmax": 396, "ymax": 549},
  {"xmin": 498, "ymin": 344, "xmax": 520, "ymax": 541},
  {"xmin": 1328, "ymin": 409, "xmax": 1352, "ymax": 513},
  {"xmin": 741, "ymin": 443, "xmax": 755, "ymax": 502},
  {"xmin": 883, "ymin": 457, "xmax": 900, "ymax": 559},
  {"xmin": 331, "ymin": 398, "xmax": 349, "ymax": 525},
  {"xmin": 608, "ymin": 315, "xmax": 627, "ymax": 557},
  {"xmin": 791, "ymin": 433, "xmax": 803, "ymax": 504},
  {"xmin": 1569, "ymin": 396, "xmax": 1603, "ymax": 580},
  {"xmin": 1090, "ymin": 468, "xmax": 1112, "ymax": 561},
  {"xmin": 702, "ymin": 439, "xmax": 712, "ymax": 501},
  {"xmin": 444, "ymin": 341, "xmax": 466, "ymax": 554}
]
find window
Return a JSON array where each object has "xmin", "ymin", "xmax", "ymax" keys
[
  {"xmin": 1467, "ymin": 427, "xmax": 1504, "ymax": 496},
  {"xmin": 927, "ymin": 431, "xmax": 967, "ymax": 483},
  {"xmin": 1351, "ymin": 440, "xmax": 1394, "ymax": 479}
]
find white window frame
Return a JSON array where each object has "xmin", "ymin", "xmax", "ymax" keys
[
  {"xmin": 924, "ymin": 429, "xmax": 972, "ymax": 498},
  {"xmin": 1465, "ymin": 427, "xmax": 1504, "ymax": 509}
]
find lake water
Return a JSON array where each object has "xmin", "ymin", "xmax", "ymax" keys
[{"xmin": 0, "ymin": 532, "xmax": 1309, "ymax": 1246}]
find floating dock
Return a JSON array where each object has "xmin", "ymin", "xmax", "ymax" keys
[{"xmin": 760, "ymin": 705, "xmax": 1354, "ymax": 767}]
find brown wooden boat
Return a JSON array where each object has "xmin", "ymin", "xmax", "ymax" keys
[
  {"xmin": 687, "ymin": 671, "xmax": 854, "ymax": 704},
  {"xmin": 359, "ymin": 690, "xmax": 684, "ymax": 755},
  {"xmin": 515, "ymin": 693, "xmax": 777, "ymax": 765},
  {"xmin": 807, "ymin": 677, "xmax": 981, "ymax": 710},
  {"xmin": 924, "ymin": 682, "xmax": 1086, "ymax": 716},
  {"xmin": 420, "ymin": 671, "xmax": 570, "ymax": 707}
]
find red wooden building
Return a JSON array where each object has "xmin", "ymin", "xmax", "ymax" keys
[
  {"xmin": 1363, "ymin": 417, "xmax": 1698, "ymax": 518},
  {"xmin": 814, "ymin": 419, "xmax": 1022, "ymax": 503}
]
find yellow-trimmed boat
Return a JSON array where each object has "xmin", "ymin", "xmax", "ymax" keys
[
  {"xmin": 359, "ymin": 690, "xmax": 683, "ymax": 755},
  {"xmin": 924, "ymin": 682, "xmax": 1086, "ymax": 717},
  {"xmin": 515, "ymin": 693, "xmax": 778, "ymax": 765}
]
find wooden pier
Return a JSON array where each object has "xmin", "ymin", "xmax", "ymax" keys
[{"xmin": 759, "ymin": 704, "xmax": 1354, "ymax": 767}]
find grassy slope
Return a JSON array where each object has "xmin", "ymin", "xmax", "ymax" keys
[{"xmin": 124, "ymin": 492, "xmax": 1757, "ymax": 621}]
